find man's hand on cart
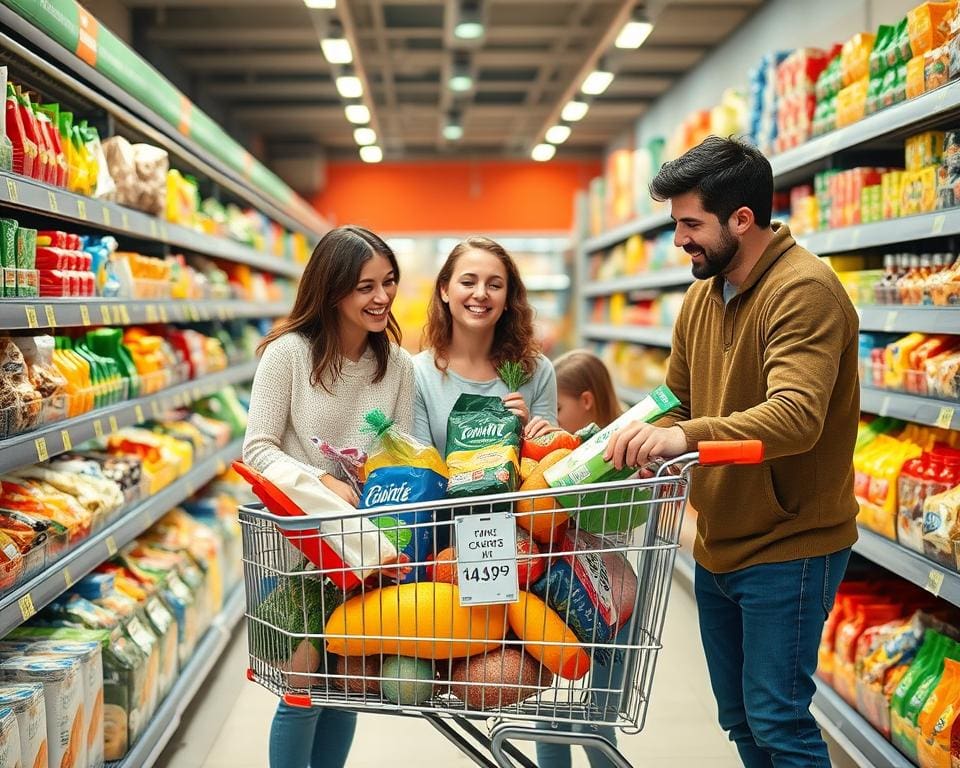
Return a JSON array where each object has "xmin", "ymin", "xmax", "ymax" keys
[{"xmin": 604, "ymin": 423, "xmax": 688, "ymax": 470}]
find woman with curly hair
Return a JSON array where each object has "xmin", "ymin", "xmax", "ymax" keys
[{"xmin": 413, "ymin": 236, "xmax": 557, "ymax": 455}]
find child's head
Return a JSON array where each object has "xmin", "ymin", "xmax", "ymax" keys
[
  {"xmin": 424, "ymin": 236, "xmax": 539, "ymax": 376},
  {"xmin": 553, "ymin": 349, "xmax": 621, "ymax": 432}
]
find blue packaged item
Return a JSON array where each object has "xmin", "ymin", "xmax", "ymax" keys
[{"xmin": 73, "ymin": 573, "xmax": 116, "ymax": 601}]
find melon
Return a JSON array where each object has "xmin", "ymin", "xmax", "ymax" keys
[
  {"xmin": 381, "ymin": 656, "xmax": 435, "ymax": 706},
  {"xmin": 449, "ymin": 648, "xmax": 552, "ymax": 710}
]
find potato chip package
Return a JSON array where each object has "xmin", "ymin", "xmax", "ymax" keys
[
  {"xmin": 360, "ymin": 410, "xmax": 448, "ymax": 582},
  {"xmin": 445, "ymin": 394, "xmax": 521, "ymax": 498}
]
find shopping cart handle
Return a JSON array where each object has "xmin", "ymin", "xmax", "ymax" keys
[{"xmin": 698, "ymin": 440, "xmax": 764, "ymax": 466}]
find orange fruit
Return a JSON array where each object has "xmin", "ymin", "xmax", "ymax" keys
[{"xmin": 516, "ymin": 449, "xmax": 571, "ymax": 543}]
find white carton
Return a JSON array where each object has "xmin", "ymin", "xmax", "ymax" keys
[{"xmin": 0, "ymin": 684, "xmax": 47, "ymax": 768}]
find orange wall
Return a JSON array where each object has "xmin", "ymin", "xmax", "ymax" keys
[{"xmin": 312, "ymin": 159, "xmax": 602, "ymax": 233}]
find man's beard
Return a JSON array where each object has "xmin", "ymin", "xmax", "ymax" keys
[{"xmin": 685, "ymin": 227, "xmax": 739, "ymax": 280}]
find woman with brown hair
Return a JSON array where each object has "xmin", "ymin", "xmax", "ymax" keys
[
  {"xmin": 243, "ymin": 224, "xmax": 414, "ymax": 768},
  {"xmin": 412, "ymin": 235, "xmax": 557, "ymax": 454}
]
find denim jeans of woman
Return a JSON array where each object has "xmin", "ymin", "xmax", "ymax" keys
[
  {"xmin": 268, "ymin": 700, "xmax": 356, "ymax": 768},
  {"xmin": 694, "ymin": 549, "xmax": 850, "ymax": 768}
]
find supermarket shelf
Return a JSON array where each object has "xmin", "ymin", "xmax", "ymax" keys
[
  {"xmin": 582, "ymin": 324, "xmax": 673, "ymax": 347},
  {"xmin": 582, "ymin": 268, "xmax": 694, "ymax": 297},
  {"xmin": 0, "ymin": 439, "xmax": 243, "ymax": 639},
  {"xmin": 857, "ymin": 306, "xmax": 960, "ymax": 334},
  {"xmin": 0, "ymin": 359, "xmax": 258, "ymax": 475},
  {"xmin": 770, "ymin": 80, "xmax": 960, "ymax": 183},
  {"xmin": 616, "ymin": 385, "xmax": 650, "ymax": 405},
  {"xmin": 0, "ymin": 298, "xmax": 289, "ymax": 330},
  {"xmin": 110, "ymin": 581, "xmax": 246, "ymax": 768},
  {"xmin": 799, "ymin": 209, "xmax": 960, "ymax": 255},
  {"xmin": 853, "ymin": 526, "xmax": 960, "ymax": 607},
  {"xmin": 811, "ymin": 677, "xmax": 912, "ymax": 768},
  {"xmin": 582, "ymin": 212, "xmax": 673, "ymax": 254},
  {"xmin": 0, "ymin": 171, "xmax": 304, "ymax": 279},
  {"xmin": 524, "ymin": 275, "xmax": 571, "ymax": 292},
  {"xmin": 859, "ymin": 386, "xmax": 959, "ymax": 431}
]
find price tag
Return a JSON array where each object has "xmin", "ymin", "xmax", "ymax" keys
[
  {"xmin": 880, "ymin": 396, "xmax": 891, "ymax": 417},
  {"xmin": 134, "ymin": 405, "xmax": 145, "ymax": 423},
  {"xmin": 883, "ymin": 310, "xmax": 899, "ymax": 332},
  {"xmin": 150, "ymin": 400, "xmax": 162, "ymax": 418},
  {"xmin": 216, "ymin": 458, "xmax": 227, "ymax": 475},
  {"xmin": 47, "ymin": 191, "xmax": 59, "ymax": 213},
  {"xmin": 24, "ymin": 306, "xmax": 39, "ymax": 329},
  {"xmin": 77, "ymin": 199, "xmax": 87, "ymax": 220},
  {"xmin": 106, "ymin": 536, "xmax": 118, "ymax": 556},
  {"xmin": 145, "ymin": 305, "xmax": 158, "ymax": 323},
  {"xmin": 102, "ymin": 207, "xmax": 111, "ymax": 227},
  {"xmin": 932, "ymin": 214, "xmax": 947, "ymax": 235},
  {"xmin": 18, "ymin": 594, "xmax": 35, "ymax": 621},
  {"xmin": 64, "ymin": 568, "xmax": 74, "ymax": 589},
  {"xmin": 111, "ymin": 305, "xmax": 123, "ymax": 324},
  {"xmin": 93, "ymin": 419, "xmax": 104, "ymax": 439},
  {"xmin": 108, "ymin": 415, "xmax": 119, "ymax": 434},
  {"xmin": 79, "ymin": 305, "xmax": 91, "ymax": 326},
  {"xmin": 192, "ymin": 386, "xmax": 203, "ymax": 401},
  {"xmin": 100, "ymin": 305, "xmax": 111, "ymax": 325},
  {"xmin": 34, "ymin": 437, "xmax": 48, "ymax": 462},
  {"xmin": 158, "ymin": 305, "xmax": 169, "ymax": 323},
  {"xmin": 936, "ymin": 406, "xmax": 956, "ymax": 429},
  {"xmin": 159, "ymin": 223, "xmax": 169, "ymax": 240},
  {"xmin": 454, "ymin": 512, "xmax": 519, "ymax": 606},
  {"xmin": 5, "ymin": 178, "xmax": 19, "ymax": 202},
  {"xmin": 121, "ymin": 211, "xmax": 130, "ymax": 231},
  {"xmin": 60, "ymin": 430, "xmax": 72, "ymax": 451},
  {"xmin": 149, "ymin": 219, "xmax": 159, "ymax": 238},
  {"xmin": 44, "ymin": 304, "xmax": 57, "ymax": 328},
  {"xmin": 926, "ymin": 568, "xmax": 945, "ymax": 597},
  {"xmin": 119, "ymin": 305, "xmax": 131, "ymax": 324}
]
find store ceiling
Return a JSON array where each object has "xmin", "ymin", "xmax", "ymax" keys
[{"xmin": 120, "ymin": 0, "xmax": 764, "ymax": 165}]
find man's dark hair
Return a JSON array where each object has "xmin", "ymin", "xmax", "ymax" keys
[{"xmin": 650, "ymin": 135, "xmax": 774, "ymax": 228}]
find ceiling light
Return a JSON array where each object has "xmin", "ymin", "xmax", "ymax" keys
[
  {"xmin": 545, "ymin": 125, "xmax": 571, "ymax": 144},
  {"xmin": 449, "ymin": 52, "xmax": 474, "ymax": 92},
  {"xmin": 321, "ymin": 22, "xmax": 353, "ymax": 64},
  {"xmin": 354, "ymin": 127, "xmax": 377, "ymax": 145},
  {"xmin": 581, "ymin": 68, "xmax": 614, "ymax": 96},
  {"xmin": 304, "ymin": 0, "xmax": 335, "ymax": 8},
  {"xmin": 454, "ymin": 0, "xmax": 485, "ymax": 40},
  {"xmin": 443, "ymin": 111, "xmax": 463, "ymax": 141},
  {"xmin": 360, "ymin": 145, "xmax": 383, "ymax": 163},
  {"xmin": 336, "ymin": 75, "xmax": 363, "ymax": 99},
  {"xmin": 561, "ymin": 100, "xmax": 589, "ymax": 122},
  {"xmin": 344, "ymin": 104, "xmax": 370, "ymax": 124},
  {"xmin": 616, "ymin": 7, "xmax": 654, "ymax": 49},
  {"xmin": 531, "ymin": 143, "xmax": 556, "ymax": 162}
]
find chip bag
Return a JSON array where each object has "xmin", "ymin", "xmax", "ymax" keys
[
  {"xmin": 445, "ymin": 394, "xmax": 521, "ymax": 499},
  {"xmin": 360, "ymin": 409, "xmax": 448, "ymax": 582}
]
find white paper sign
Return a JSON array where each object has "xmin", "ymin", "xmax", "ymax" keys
[{"xmin": 455, "ymin": 511, "xmax": 519, "ymax": 606}]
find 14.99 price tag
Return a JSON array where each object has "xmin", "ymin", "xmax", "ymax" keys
[{"xmin": 454, "ymin": 511, "xmax": 518, "ymax": 606}]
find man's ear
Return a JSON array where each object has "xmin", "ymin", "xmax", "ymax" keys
[
  {"xmin": 580, "ymin": 391, "xmax": 595, "ymax": 412},
  {"xmin": 730, "ymin": 206, "xmax": 755, "ymax": 235}
]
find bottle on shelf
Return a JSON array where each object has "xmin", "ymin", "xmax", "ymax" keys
[{"xmin": 875, "ymin": 254, "xmax": 898, "ymax": 305}]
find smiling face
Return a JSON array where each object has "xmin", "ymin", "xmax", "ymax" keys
[
  {"xmin": 337, "ymin": 252, "xmax": 398, "ymax": 337},
  {"xmin": 671, "ymin": 191, "xmax": 741, "ymax": 280},
  {"xmin": 440, "ymin": 248, "xmax": 509, "ymax": 331}
]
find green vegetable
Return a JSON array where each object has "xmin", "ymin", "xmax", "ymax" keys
[
  {"xmin": 497, "ymin": 361, "xmax": 530, "ymax": 392},
  {"xmin": 249, "ymin": 571, "xmax": 343, "ymax": 661}
]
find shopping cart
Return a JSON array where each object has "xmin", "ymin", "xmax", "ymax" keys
[{"xmin": 238, "ymin": 440, "xmax": 763, "ymax": 768}]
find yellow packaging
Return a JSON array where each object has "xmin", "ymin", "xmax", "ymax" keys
[
  {"xmin": 906, "ymin": 131, "xmax": 945, "ymax": 170},
  {"xmin": 907, "ymin": 55, "xmax": 928, "ymax": 99},
  {"xmin": 916, "ymin": 657, "xmax": 960, "ymax": 768},
  {"xmin": 907, "ymin": 1, "xmax": 957, "ymax": 56},
  {"xmin": 837, "ymin": 78, "xmax": 869, "ymax": 127},
  {"xmin": 883, "ymin": 171, "xmax": 904, "ymax": 219},
  {"xmin": 900, "ymin": 166, "xmax": 939, "ymax": 215},
  {"xmin": 885, "ymin": 333, "xmax": 928, "ymax": 389},
  {"xmin": 842, "ymin": 33, "xmax": 876, "ymax": 86},
  {"xmin": 609, "ymin": 292, "xmax": 627, "ymax": 324}
]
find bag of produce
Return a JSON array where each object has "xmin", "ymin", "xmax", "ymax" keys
[
  {"xmin": 359, "ymin": 410, "xmax": 447, "ymax": 583},
  {"xmin": 445, "ymin": 394, "xmax": 521, "ymax": 498}
]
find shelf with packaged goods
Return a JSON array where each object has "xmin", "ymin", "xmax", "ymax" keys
[
  {"xmin": 582, "ymin": 268, "xmax": 694, "ymax": 298},
  {"xmin": 0, "ymin": 358, "xmax": 258, "ymax": 475},
  {"xmin": 0, "ymin": 171, "xmax": 304, "ymax": 279},
  {"xmin": 582, "ymin": 212, "xmax": 674, "ymax": 255},
  {"xmin": 857, "ymin": 306, "xmax": 960, "ymax": 334},
  {"xmin": 0, "ymin": 298, "xmax": 289, "ymax": 330},
  {"xmin": 859, "ymin": 386, "xmax": 959, "ymax": 431},
  {"xmin": 798, "ymin": 209, "xmax": 960, "ymax": 256},
  {"xmin": 107, "ymin": 581, "xmax": 245, "ymax": 768},
  {"xmin": 582, "ymin": 324, "xmax": 673, "ymax": 348},
  {"xmin": 0, "ymin": 16, "xmax": 325, "ymax": 240},
  {"xmin": 0, "ymin": 438, "xmax": 243, "ymax": 639}
]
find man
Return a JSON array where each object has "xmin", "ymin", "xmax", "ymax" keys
[{"xmin": 604, "ymin": 136, "xmax": 859, "ymax": 768}]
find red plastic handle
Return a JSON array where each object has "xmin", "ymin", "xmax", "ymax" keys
[{"xmin": 698, "ymin": 441, "xmax": 765, "ymax": 466}]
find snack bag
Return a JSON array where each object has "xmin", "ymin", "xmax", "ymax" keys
[
  {"xmin": 359, "ymin": 410, "xmax": 448, "ymax": 582},
  {"xmin": 917, "ymin": 656, "xmax": 960, "ymax": 767},
  {"xmin": 445, "ymin": 394, "xmax": 521, "ymax": 499}
]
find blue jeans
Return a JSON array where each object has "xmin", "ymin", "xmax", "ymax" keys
[
  {"xmin": 268, "ymin": 700, "xmax": 356, "ymax": 768},
  {"xmin": 695, "ymin": 549, "xmax": 850, "ymax": 768},
  {"xmin": 535, "ymin": 626, "xmax": 628, "ymax": 768}
]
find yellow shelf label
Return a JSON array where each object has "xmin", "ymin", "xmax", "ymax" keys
[
  {"xmin": 18, "ymin": 594, "xmax": 35, "ymax": 621},
  {"xmin": 134, "ymin": 405, "xmax": 145, "ymax": 423},
  {"xmin": 79, "ymin": 305, "xmax": 91, "ymax": 326},
  {"xmin": 883, "ymin": 311, "xmax": 899, "ymax": 332},
  {"xmin": 879, "ymin": 396, "xmax": 891, "ymax": 417},
  {"xmin": 93, "ymin": 420, "xmax": 104, "ymax": 439},
  {"xmin": 60, "ymin": 430, "xmax": 72, "ymax": 451},
  {"xmin": 34, "ymin": 437, "xmax": 48, "ymax": 462},
  {"xmin": 158, "ymin": 305, "xmax": 169, "ymax": 323},
  {"xmin": 149, "ymin": 219, "xmax": 159, "ymax": 238},
  {"xmin": 927, "ymin": 568, "xmax": 945, "ymax": 596},
  {"xmin": 119, "ymin": 305, "xmax": 131, "ymax": 324},
  {"xmin": 100, "ymin": 305, "xmax": 112, "ymax": 325},
  {"xmin": 932, "ymin": 214, "xmax": 947, "ymax": 235},
  {"xmin": 106, "ymin": 536, "xmax": 118, "ymax": 556},
  {"xmin": 44, "ymin": 304, "xmax": 57, "ymax": 328},
  {"xmin": 121, "ymin": 211, "xmax": 131, "ymax": 230},
  {"xmin": 24, "ymin": 306, "xmax": 39, "ymax": 329},
  {"xmin": 64, "ymin": 568, "xmax": 74, "ymax": 589},
  {"xmin": 936, "ymin": 406, "xmax": 955, "ymax": 430},
  {"xmin": 145, "ymin": 305, "xmax": 158, "ymax": 323},
  {"xmin": 6, "ymin": 179, "xmax": 19, "ymax": 202},
  {"xmin": 108, "ymin": 415, "xmax": 119, "ymax": 434},
  {"xmin": 102, "ymin": 207, "xmax": 111, "ymax": 226},
  {"xmin": 111, "ymin": 305, "xmax": 123, "ymax": 325},
  {"xmin": 47, "ymin": 191, "xmax": 59, "ymax": 213},
  {"xmin": 216, "ymin": 458, "xmax": 227, "ymax": 475},
  {"xmin": 77, "ymin": 199, "xmax": 87, "ymax": 220},
  {"xmin": 150, "ymin": 400, "xmax": 162, "ymax": 418},
  {"xmin": 193, "ymin": 386, "xmax": 203, "ymax": 401}
]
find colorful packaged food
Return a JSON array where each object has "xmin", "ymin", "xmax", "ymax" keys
[
  {"xmin": 0, "ymin": 707, "xmax": 21, "ymax": 768},
  {"xmin": 922, "ymin": 485, "xmax": 960, "ymax": 568},
  {"xmin": 916, "ymin": 656, "xmax": 960, "ymax": 767},
  {"xmin": 0, "ymin": 684, "xmax": 48, "ymax": 768},
  {"xmin": 445, "ymin": 394, "xmax": 522, "ymax": 498},
  {"xmin": 908, "ymin": 1, "xmax": 958, "ymax": 56}
]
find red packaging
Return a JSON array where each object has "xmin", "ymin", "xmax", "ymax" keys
[
  {"xmin": 68, "ymin": 234, "xmax": 80, "ymax": 250},
  {"xmin": 17, "ymin": 91, "xmax": 46, "ymax": 182},
  {"xmin": 34, "ymin": 247, "xmax": 68, "ymax": 270},
  {"xmin": 35, "ymin": 110, "xmax": 59, "ymax": 186},
  {"xmin": 37, "ymin": 231, "xmax": 68, "ymax": 248},
  {"xmin": 5, "ymin": 85, "xmax": 36, "ymax": 178}
]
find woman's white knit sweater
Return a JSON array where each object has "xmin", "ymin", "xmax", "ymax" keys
[{"xmin": 242, "ymin": 332, "xmax": 415, "ymax": 478}]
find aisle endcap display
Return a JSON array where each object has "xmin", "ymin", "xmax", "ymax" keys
[
  {"xmin": 582, "ymin": 267, "xmax": 694, "ymax": 298},
  {"xmin": 582, "ymin": 324, "xmax": 673, "ymax": 349},
  {"xmin": 0, "ymin": 358, "xmax": 257, "ymax": 474},
  {"xmin": 0, "ymin": 171, "xmax": 304, "ymax": 279},
  {"xmin": 860, "ymin": 386, "xmax": 959, "ymax": 431},
  {"xmin": 0, "ymin": 437, "xmax": 242, "ymax": 639},
  {"xmin": 858, "ymin": 306, "xmax": 960, "ymax": 334}
]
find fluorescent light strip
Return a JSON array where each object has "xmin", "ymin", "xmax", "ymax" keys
[
  {"xmin": 321, "ymin": 38, "xmax": 353, "ymax": 64},
  {"xmin": 344, "ymin": 104, "xmax": 370, "ymax": 124},
  {"xmin": 304, "ymin": 0, "xmax": 335, "ymax": 8},
  {"xmin": 354, "ymin": 127, "xmax": 377, "ymax": 145},
  {"xmin": 561, "ymin": 100, "xmax": 589, "ymax": 122},
  {"xmin": 581, "ymin": 70, "xmax": 614, "ymax": 96},
  {"xmin": 616, "ymin": 20, "xmax": 654, "ymax": 49},
  {"xmin": 360, "ymin": 145, "xmax": 383, "ymax": 163},
  {"xmin": 531, "ymin": 143, "xmax": 556, "ymax": 162},
  {"xmin": 545, "ymin": 125, "xmax": 571, "ymax": 144},
  {"xmin": 336, "ymin": 75, "xmax": 363, "ymax": 99}
]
